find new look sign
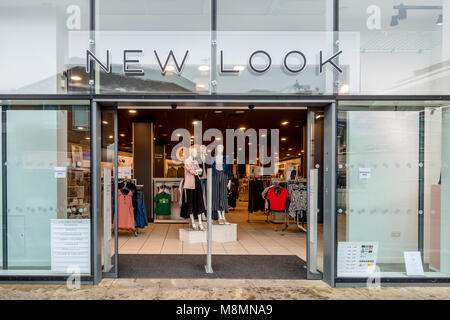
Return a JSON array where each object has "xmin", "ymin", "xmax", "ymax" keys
[{"xmin": 69, "ymin": 31, "xmax": 360, "ymax": 94}]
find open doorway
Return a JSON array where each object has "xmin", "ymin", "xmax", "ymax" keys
[{"xmin": 100, "ymin": 105, "xmax": 324, "ymax": 279}]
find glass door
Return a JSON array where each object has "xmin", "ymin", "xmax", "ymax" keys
[
  {"xmin": 101, "ymin": 108, "xmax": 118, "ymax": 277},
  {"xmin": 307, "ymin": 108, "xmax": 324, "ymax": 278}
]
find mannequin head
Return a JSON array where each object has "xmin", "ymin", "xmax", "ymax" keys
[
  {"xmin": 200, "ymin": 145, "xmax": 207, "ymax": 156},
  {"xmin": 217, "ymin": 144, "xmax": 224, "ymax": 155},
  {"xmin": 189, "ymin": 147, "xmax": 197, "ymax": 159}
]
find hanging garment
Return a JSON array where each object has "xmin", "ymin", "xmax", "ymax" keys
[
  {"xmin": 287, "ymin": 184, "xmax": 307, "ymax": 218},
  {"xmin": 154, "ymin": 192, "xmax": 172, "ymax": 215},
  {"xmin": 248, "ymin": 180, "xmax": 266, "ymax": 213},
  {"xmin": 227, "ymin": 178, "xmax": 239, "ymax": 208},
  {"xmin": 118, "ymin": 190, "xmax": 135, "ymax": 230},
  {"xmin": 212, "ymin": 169, "xmax": 229, "ymax": 220},
  {"xmin": 135, "ymin": 191, "xmax": 149, "ymax": 228},
  {"xmin": 265, "ymin": 186, "xmax": 290, "ymax": 212}
]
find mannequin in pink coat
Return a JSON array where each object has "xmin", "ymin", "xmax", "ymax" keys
[{"xmin": 184, "ymin": 147, "xmax": 205, "ymax": 231}]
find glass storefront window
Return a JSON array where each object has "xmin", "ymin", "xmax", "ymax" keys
[
  {"xmin": 337, "ymin": 100, "xmax": 450, "ymax": 278},
  {"xmin": 339, "ymin": 0, "xmax": 450, "ymax": 95},
  {"xmin": 0, "ymin": 0, "xmax": 91, "ymax": 94},
  {"xmin": 0, "ymin": 100, "xmax": 91, "ymax": 276}
]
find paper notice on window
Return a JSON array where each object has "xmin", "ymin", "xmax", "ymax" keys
[
  {"xmin": 359, "ymin": 168, "xmax": 371, "ymax": 179},
  {"xmin": 51, "ymin": 219, "xmax": 90, "ymax": 273},
  {"xmin": 54, "ymin": 167, "xmax": 67, "ymax": 178},
  {"xmin": 404, "ymin": 251, "xmax": 425, "ymax": 276},
  {"xmin": 338, "ymin": 242, "xmax": 378, "ymax": 277}
]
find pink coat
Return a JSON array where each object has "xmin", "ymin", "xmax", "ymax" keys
[{"xmin": 183, "ymin": 158, "xmax": 199, "ymax": 189}]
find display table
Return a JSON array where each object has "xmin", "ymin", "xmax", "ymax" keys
[{"xmin": 179, "ymin": 223, "xmax": 237, "ymax": 244}]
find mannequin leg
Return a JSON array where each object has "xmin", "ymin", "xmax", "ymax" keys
[
  {"xmin": 190, "ymin": 214, "xmax": 198, "ymax": 230},
  {"xmin": 223, "ymin": 212, "xmax": 230, "ymax": 225},
  {"xmin": 197, "ymin": 214, "xmax": 205, "ymax": 231},
  {"xmin": 218, "ymin": 211, "xmax": 224, "ymax": 225}
]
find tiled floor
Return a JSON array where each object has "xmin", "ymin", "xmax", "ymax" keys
[{"xmin": 118, "ymin": 201, "xmax": 320, "ymax": 261}]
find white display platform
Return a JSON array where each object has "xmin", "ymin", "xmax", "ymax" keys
[{"xmin": 179, "ymin": 223, "xmax": 237, "ymax": 244}]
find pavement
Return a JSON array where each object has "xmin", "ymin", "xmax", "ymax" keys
[{"xmin": 0, "ymin": 279, "xmax": 449, "ymax": 300}]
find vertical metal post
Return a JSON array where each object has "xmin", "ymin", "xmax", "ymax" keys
[
  {"xmin": 113, "ymin": 107, "xmax": 119, "ymax": 277},
  {"xmin": 205, "ymin": 167, "xmax": 213, "ymax": 273},
  {"xmin": 89, "ymin": 0, "xmax": 96, "ymax": 95},
  {"xmin": 91, "ymin": 101, "xmax": 102, "ymax": 284},
  {"xmin": 323, "ymin": 102, "xmax": 337, "ymax": 287},
  {"xmin": 418, "ymin": 111, "xmax": 425, "ymax": 260},
  {"xmin": 2, "ymin": 107, "xmax": 7, "ymax": 270}
]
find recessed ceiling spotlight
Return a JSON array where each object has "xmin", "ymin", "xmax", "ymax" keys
[
  {"xmin": 129, "ymin": 110, "xmax": 137, "ymax": 114},
  {"xmin": 198, "ymin": 65, "xmax": 210, "ymax": 72},
  {"xmin": 239, "ymin": 127, "xmax": 246, "ymax": 131},
  {"xmin": 192, "ymin": 120, "xmax": 199, "ymax": 125},
  {"xmin": 235, "ymin": 110, "xmax": 245, "ymax": 114},
  {"xmin": 281, "ymin": 121, "xmax": 289, "ymax": 125},
  {"xmin": 120, "ymin": 133, "xmax": 125, "ymax": 137},
  {"xmin": 214, "ymin": 110, "xmax": 223, "ymax": 113},
  {"xmin": 281, "ymin": 137, "xmax": 287, "ymax": 141},
  {"xmin": 109, "ymin": 135, "xmax": 113, "ymax": 139},
  {"xmin": 70, "ymin": 75, "xmax": 82, "ymax": 81}
]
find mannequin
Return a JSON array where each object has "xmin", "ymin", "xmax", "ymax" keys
[
  {"xmin": 211, "ymin": 144, "xmax": 232, "ymax": 225},
  {"xmin": 183, "ymin": 147, "xmax": 206, "ymax": 231},
  {"xmin": 198, "ymin": 145, "xmax": 208, "ymax": 221}
]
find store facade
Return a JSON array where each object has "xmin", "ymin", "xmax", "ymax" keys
[{"xmin": 0, "ymin": 0, "xmax": 449, "ymax": 287}]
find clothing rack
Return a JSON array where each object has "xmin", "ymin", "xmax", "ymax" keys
[
  {"xmin": 264, "ymin": 180, "xmax": 307, "ymax": 233},
  {"xmin": 247, "ymin": 177, "xmax": 272, "ymax": 223}
]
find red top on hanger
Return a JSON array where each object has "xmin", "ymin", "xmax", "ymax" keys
[{"xmin": 266, "ymin": 187, "xmax": 289, "ymax": 211}]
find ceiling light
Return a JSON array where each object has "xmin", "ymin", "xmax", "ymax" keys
[
  {"xmin": 85, "ymin": 137, "xmax": 90, "ymax": 140},
  {"xmin": 281, "ymin": 121, "xmax": 289, "ymax": 125},
  {"xmin": 436, "ymin": 14, "xmax": 443, "ymax": 26},
  {"xmin": 129, "ymin": 110, "xmax": 137, "ymax": 114},
  {"xmin": 109, "ymin": 135, "xmax": 113, "ymax": 139},
  {"xmin": 195, "ymin": 84, "xmax": 207, "ymax": 91},
  {"xmin": 339, "ymin": 83, "xmax": 350, "ymax": 95},
  {"xmin": 301, "ymin": 150, "xmax": 305, "ymax": 153},
  {"xmin": 239, "ymin": 127, "xmax": 246, "ymax": 131},
  {"xmin": 281, "ymin": 137, "xmax": 287, "ymax": 141},
  {"xmin": 286, "ymin": 154, "xmax": 291, "ymax": 156},
  {"xmin": 102, "ymin": 120, "xmax": 108, "ymax": 125},
  {"xmin": 198, "ymin": 65, "xmax": 210, "ymax": 72},
  {"xmin": 70, "ymin": 75, "xmax": 82, "ymax": 81},
  {"xmin": 288, "ymin": 148, "xmax": 293, "ymax": 151},
  {"xmin": 214, "ymin": 110, "xmax": 223, "ymax": 113},
  {"xmin": 76, "ymin": 126, "xmax": 84, "ymax": 130},
  {"xmin": 390, "ymin": 15, "xmax": 399, "ymax": 27},
  {"xmin": 192, "ymin": 120, "xmax": 199, "ymax": 125},
  {"xmin": 261, "ymin": 134, "xmax": 267, "ymax": 137},
  {"xmin": 235, "ymin": 110, "xmax": 245, "ymax": 114},
  {"xmin": 120, "ymin": 133, "xmax": 125, "ymax": 137}
]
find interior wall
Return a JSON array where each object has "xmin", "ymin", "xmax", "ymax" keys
[{"xmin": 347, "ymin": 111, "xmax": 419, "ymax": 263}]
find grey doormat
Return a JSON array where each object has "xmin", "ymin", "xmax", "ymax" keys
[{"xmin": 118, "ymin": 254, "xmax": 307, "ymax": 279}]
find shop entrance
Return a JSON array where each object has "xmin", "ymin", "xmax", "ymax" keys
[{"xmin": 98, "ymin": 102, "xmax": 329, "ymax": 281}]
